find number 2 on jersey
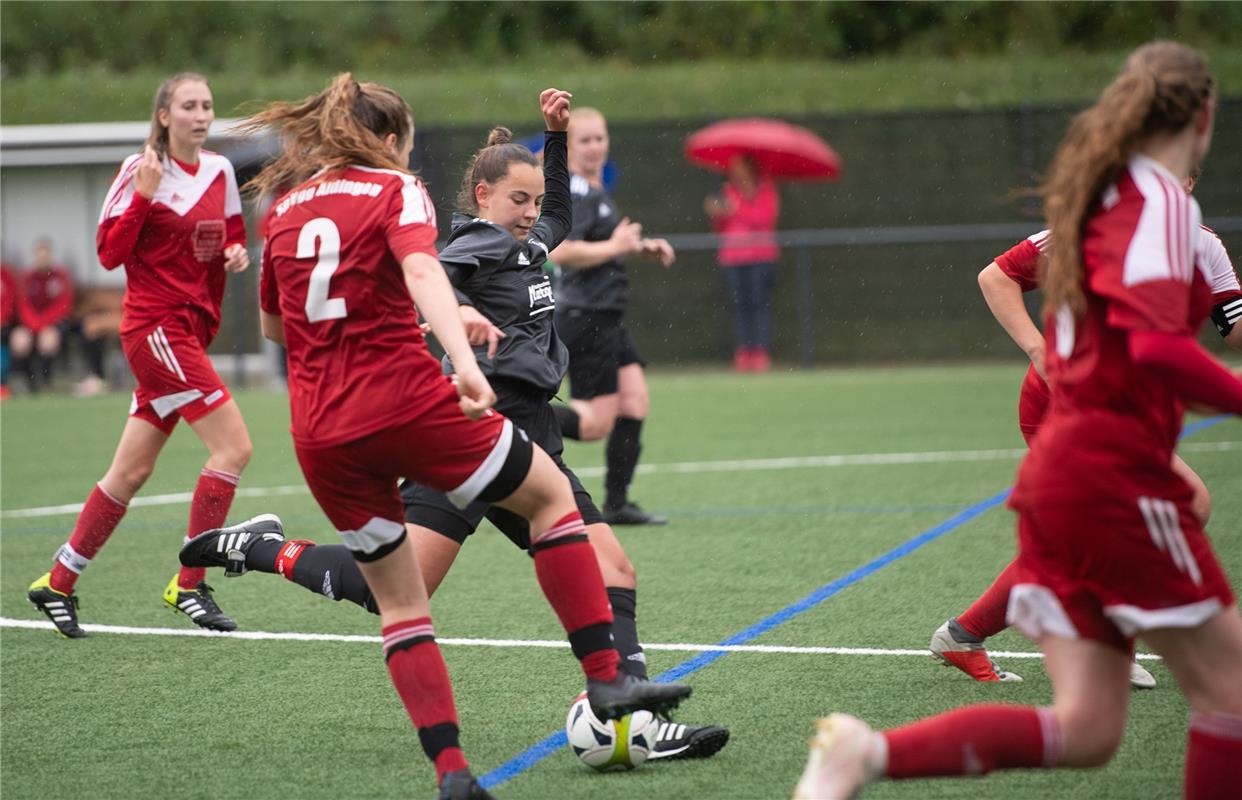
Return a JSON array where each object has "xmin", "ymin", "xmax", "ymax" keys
[{"xmin": 299, "ymin": 217, "xmax": 347, "ymax": 322}]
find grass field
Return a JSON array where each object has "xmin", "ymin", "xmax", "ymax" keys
[
  {"xmin": 7, "ymin": 49, "xmax": 1242, "ymax": 126},
  {"xmin": 2, "ymin": 364, "xmax": 1239, "ymax": 799}
]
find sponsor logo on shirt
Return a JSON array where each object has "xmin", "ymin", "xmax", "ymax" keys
[
  {"xmin": 528, "ymin": 279, "xmax": 554, "ymax": 309},
  {"xmin": 192, "ymin": 219, "xmax": 226, "ymax": 262}
]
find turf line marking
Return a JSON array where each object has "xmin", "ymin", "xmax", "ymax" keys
[
  {"xmin": 3, "ymin": 435, "xmax": 1236, "ymax": 519},
  {"xmin": 0, "ymin": 617, "xmax": 1165, "ymax": 663},
  {"xmin": 477, "ymin": 414, "xmax": 1232, "ymax": 790}
]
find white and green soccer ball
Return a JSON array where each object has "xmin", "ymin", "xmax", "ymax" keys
[{"xmin": 565, "ymin": 692, "xmax": 659, "ymax": 771}]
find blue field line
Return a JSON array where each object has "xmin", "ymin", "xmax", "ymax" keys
[
  {"xmin": 478, "ymin": 487, "xmax": 1011, "ymax": 789},
  {"xmin": 478, "ymin": 414, "xmax": 1234, "ymax": 790}
]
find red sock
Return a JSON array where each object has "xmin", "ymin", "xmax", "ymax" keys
[
  {"xmin": 957, "ymin": 560, "xmax": 1021, "ymax": 640},
  {"xmin": 179, "ymin": 468, "xmax": 239, "ymax": 588},
  {"xmin": 382, "ymin": 618, "xmax": 468, "ymax": 785},
  {"xmin": 1186, "ymin": 711, "xmax": 1242, "ymax": 799},
  {"xmin": 531, "ymin": 512, "xmax": 618, "ymax": 682},
  {"xmin": 884, "ymin": 704, "xmax": 1059, "ymax": 778},
  {"xmin": 49, "ymin": 485, "xmax": 128, "ymax": 594}
]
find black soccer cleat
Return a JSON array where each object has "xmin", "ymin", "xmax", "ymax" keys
[
  {"xmin": 163, "ymin": 577, "xmax": 237, "ymax": 632},
  {"xmin": 647, "ymin": 719, "xmax": 731, "ymax": 761},
  {"xmin": 27, "ymin": 572, "xmax": 87, "ymax": 639},
  {"xmin": 602, "ymin": 501, "xmax": 668, "ymax": 526},
  {"xmin": 179, "ymin": 513, "xmax": 284, "ymax": 577},
  {"xmin": 437, "ymin": 769, "xmax": 496, "ymax": 800},
  {"xmin": 586, "ymin": 672, "xmax": 691, "ymax": 721}
]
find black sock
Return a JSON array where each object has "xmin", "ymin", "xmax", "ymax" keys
[
  {"xmin": 553, "ymin": 403, "xmax": 581, "ymax": 440},
  {"xmin": 246, "ymin": 540, "xmax": 380, "ymax": 614},
  {"xmin": 607, "ymin": 586, "xmax": 647, "ymax": 679},
  {"xmin": 604, "ymin": 416, "xmax": 643, "ymax": 509}
]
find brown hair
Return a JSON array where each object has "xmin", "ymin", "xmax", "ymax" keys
[
  {"xmin": 455, "ymin": 126, "xmax": 539, "ymax": 213},
  {"xmin": 146, "ymin": 72, "xmax": 209, "ymax": 159},
  {"xmin": 1041, "ymin": 41, "xmax": 1212, "ymax": 315},
  {"xmin": 239, "ymin": 73, "xmax": 413, "ymax": 198}
]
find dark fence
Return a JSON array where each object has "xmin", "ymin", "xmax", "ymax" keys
[{"xmin": 221, "ymin": 99, "xmax": 1242, "ymax": 373}]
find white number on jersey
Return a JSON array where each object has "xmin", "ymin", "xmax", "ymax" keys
[{"xmin": 299, "ymin": 218, "xmax": 347, "ymax": 322}]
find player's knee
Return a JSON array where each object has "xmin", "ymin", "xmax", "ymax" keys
[
  {"xmin": 1057, "ymin": 708, "xmax": 1124, "ymax": 767},
  {"xmin": 610, "ymin": 553, "xmax": 636, "ymax": 585},
  {"xmin": 116, "ymin": 462, "xmax": 155, "ymax": 495},
  {"xmin": 618, "ymin": 393, "xmax": 648, "ymax": 419},
  {"xmin": 578, "ymin": 414, "xmax": 614, "ymax": 440},
  {"xmin": 1191, "ymin": 489, "xmax": 1211, "ymax": 526}
]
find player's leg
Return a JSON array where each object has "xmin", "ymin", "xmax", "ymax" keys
[
  {"xmin": 552, "ymin": 310, "xmax": 619, "ymax": 442},
  {"xmin": 33, "ymin": 324, "xmax": 62, "ymax": 387},
  {"xmin": 930, "ymin": 559, "xmax": 1024, "ymax": 682},
  {"xmin": 1141, "ymin": 606, "xmax": 1242, "ymax": 799},
  {"xmin": 603, "ymin": 343, "xmax": 665, "ymax": 525},
  {"xmin": 9, "ymin": 325, "xmax": 36, "ymax": 391},
  {"xmin": 794, "ymin": 633, "xmax": 1130, "ymax": 799},
  {"xmin": 28, "ymin": 415, "xmax": 169, "ymax": 638},
  {"xmin": 1171, "ymin": 454, "xmax": 1211, "ymax": 525}
]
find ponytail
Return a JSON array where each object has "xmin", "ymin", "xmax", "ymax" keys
[
  {"xmin": 1042, "ymin": 42, "xmax": 1212, "ymax": 316},
  {"xmin": 240, "ymin": 73, "xmax": 414, "ymax": 198}
]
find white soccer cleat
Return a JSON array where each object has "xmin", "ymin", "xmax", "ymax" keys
[
  {"xmin": 929, "ymin": 620, "xmax": 1024, "ymax": 683},
  {"xmin": 1129, "ymin": 659, "xmax": 1157, "ymax": 689},
  {"xmin": 793, "ymin": 714, "xmax": 879, "ymax": 800}
]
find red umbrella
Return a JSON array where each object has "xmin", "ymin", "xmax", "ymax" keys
[{"xmin": 685, "ymin": 118, "xmax": 841, "ymax": 182}]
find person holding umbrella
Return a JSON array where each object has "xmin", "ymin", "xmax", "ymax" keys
[
  {"xmin": 687, "ymin": 118, "xmax": 840, "ymax": 373},
  {"xmin": 704, "ymin": 155, "xmax": 780, "ymax": 372}
]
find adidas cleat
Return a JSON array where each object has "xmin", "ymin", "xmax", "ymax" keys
[
  {"xmin": 1130, "ymin": 659, "xmax": 1157, "ymax": 689},
  {"xmin": 163, "ymin": 575, "xmax": 236, "ymax": 632},
  {"xmin": 647, "ymin": 719, "xmax": 730, "ymax": 761},
  {"xmin": 437, "ymin": 769, "xmax": 496, "ymax": 800},
  {"xmin": 929, "ymin": 619, "xmax": 1023, "ymax": 683},
  {"xmin": 180, "ymin": 513, "xmax": 284, "ymax": 577},
  {"xmin": 27, "ymin": 572, "xmax": 87, "ymax": 639},
  {"xmin": 794, "ymin": 714, "xmax": 881, "ymax": 800},
  {"xmin": 586, "ymin": 672, "xmax": 691, "ymax": 722}
]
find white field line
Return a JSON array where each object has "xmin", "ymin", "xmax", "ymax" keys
[
  {"xmin": 0, "ymin": 617, "xmax": 1163, "ymax": 661},
  {"xmin": 4, "ymin": 440, "xmax": 1238, "ymax": 520}
]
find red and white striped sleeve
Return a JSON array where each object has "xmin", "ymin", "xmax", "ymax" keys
[
  {"xmin": 383, "ymin": 174, "xmax": 439, "ymax": 263},
  {"xmin": 993, "ymin": 229, "xmax": 1048, "ymax": 292},
  {"xmin": 96, "ymin": 154, "xmax": 151, "ymax": 270}
]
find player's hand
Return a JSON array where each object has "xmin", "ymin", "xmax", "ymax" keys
[
  {"xmin": 609, "ymin": 217, "xmax": 643, "ymax": 257},
  {"xmin": 640, "ymin": 237, "xmax": 676, "ymax": 268},
  {"xmin": 134, "ymin": 145, "xmax": 164, "ymax": 199},
  {"xmin": 1027, "ymin": 342, "xmax": 1047, "ymax": 380},
  {"xmin": 453, "ymin": 366, "xmax": 497, "ymax": 420},
  {"xmin": 223, "ymin": 243, "xmax": 250, "ymax": 273},
  {"xmin": 460, "ymin": 304, "xmax": 506, "ymax": 359},
  {"xmin": 540, "ymin": 88, "xmax": 572, "ymax": 132}
]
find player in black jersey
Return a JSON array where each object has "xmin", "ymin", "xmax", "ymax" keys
[
  {"xmin": 549, "ymin": 108, "xmax": 674, "ymax": 526},
  {"xmin": 183, "ymin": 92, "xmax": 728, "ymax": 763}
]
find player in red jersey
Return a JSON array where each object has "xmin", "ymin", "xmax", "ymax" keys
[
  {"xmin": 212, "ymin": 77, "xmax": 688, "ymax": 799},
  {"xmin": 26, "ymin": 73, "xmax": 253, "ymax": 638},
  {"xmin": 796, "ymin": 42, "xmax": 1242, "ymax": 800},
  {"xmin": 930, "ymin": 168, "xmax": 1242, "ymax": 687},
  {"xmin": 10, "ymin": 239, "xmax": 75, "ymax": 392}
]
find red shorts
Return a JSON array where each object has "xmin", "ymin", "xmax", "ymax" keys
[
  {"xmin": 294, "ymin": 381, "xmax": 513, "ymax": 555},
  {"xmin": 1017, "ymin": 365, "xmax": 1050, "ymax": 445},
  {"xmin": 122, "ymin": 314, "xmax": 230, "ymax": 434},
  {"xmin": 1007, "ymin": 475, "xmax": 1234, "ymax": 652}
]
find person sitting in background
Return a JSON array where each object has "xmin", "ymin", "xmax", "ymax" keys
[
  {"xmin": 11, "ymin": 238, "xmax": 75, "ymax": 392},
  {"xmin": 704, "ymin": 155, "xmax": 780, "ymax": 373},
  {"xmin": 1, "ymin": 263, "xmax": 17, "ymax": 400},
  {"xmin": 70, "ymin": 287, "xmax": 124, "ymax": 397}
]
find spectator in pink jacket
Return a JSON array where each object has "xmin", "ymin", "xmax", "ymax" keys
[{"xmin": 704, "ymin": 155, "xmax": 780, "ymax": 372}]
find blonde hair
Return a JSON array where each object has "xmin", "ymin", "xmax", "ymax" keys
[
  {"xmin": 455, "ymin": 126, "xmax": 539, "ymax": 213},
  {"xmin": 239, "ymin": 73, "xmax": 413, "ymax": 197},
  {"xmin": 1042, "ymin": 42, "xmax": 1212, "ymax": 315},
  {"xmin": 146, "ymin": 72, "xmax": 209, "ymax": 159}
]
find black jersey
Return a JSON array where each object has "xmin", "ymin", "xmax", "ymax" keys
[
  {"xmin": 439, "ymin": 131, "xmax": 571, "ymax": 394},
  {"xmin": 553, "ymin": 175, "xmax": 629, "ymax": 312}
]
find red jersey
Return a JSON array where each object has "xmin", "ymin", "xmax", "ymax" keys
[
  {"xmin": 17, "ymin": 265, "xmax": 75, "ymax": 332},
  {"xmin": 1030, "ymin": 156, "xmax": 1209, "ymax": 477},
  {"xmin": 97, "ymin": 150, "xmax": 246, "ymax": 339},
  {"xmin": 260, "ymin": 166, "xmax": 442, "ymax": 448},
  {"xmin": 713, "ymin": 178, "xmax": 780, "ymax": 266},
  {"xmin": 1, "ymin": 265, "xmax": 17, "ymax": 327}
]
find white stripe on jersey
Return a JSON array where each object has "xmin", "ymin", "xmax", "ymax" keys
[
  {"xmin": 1027, "ymin": 229, "xmax": 1051, "ymax": 252},
  {"xmin": 1123, "ymin": 155, "xmax": 1201, "ymax": 287},
  {"xmin": 1197, "ymin": 226, "xmax": 1240, "ymax": 295}
]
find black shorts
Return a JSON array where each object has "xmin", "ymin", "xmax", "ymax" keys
[
  {"xmin": 555, "ymin": 308, "xmax": 645, "ymax": 400},
  {"xmin": 400, "ymin": 377, "xmax": 603, "ymax": 549}
]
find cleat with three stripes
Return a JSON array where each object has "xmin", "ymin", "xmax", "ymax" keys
[
  {"xmin": 179, "ymin": 514, "xmax": 285, "ymax": 577},
  {"xmin": 27, "ymin": 572, "xmax": 87, "ymax": 639},
  {"xmin": 646, "ymin": 717, "xmax": 730, "ymax": 761},
  {"xmin": 163, "ymin": 575, "xmax": 236, "ymax": 632}
]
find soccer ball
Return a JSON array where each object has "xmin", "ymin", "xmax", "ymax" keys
[{"xmin": 565, "ymin": 692, "xmax": 659, "ymax": 771}]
